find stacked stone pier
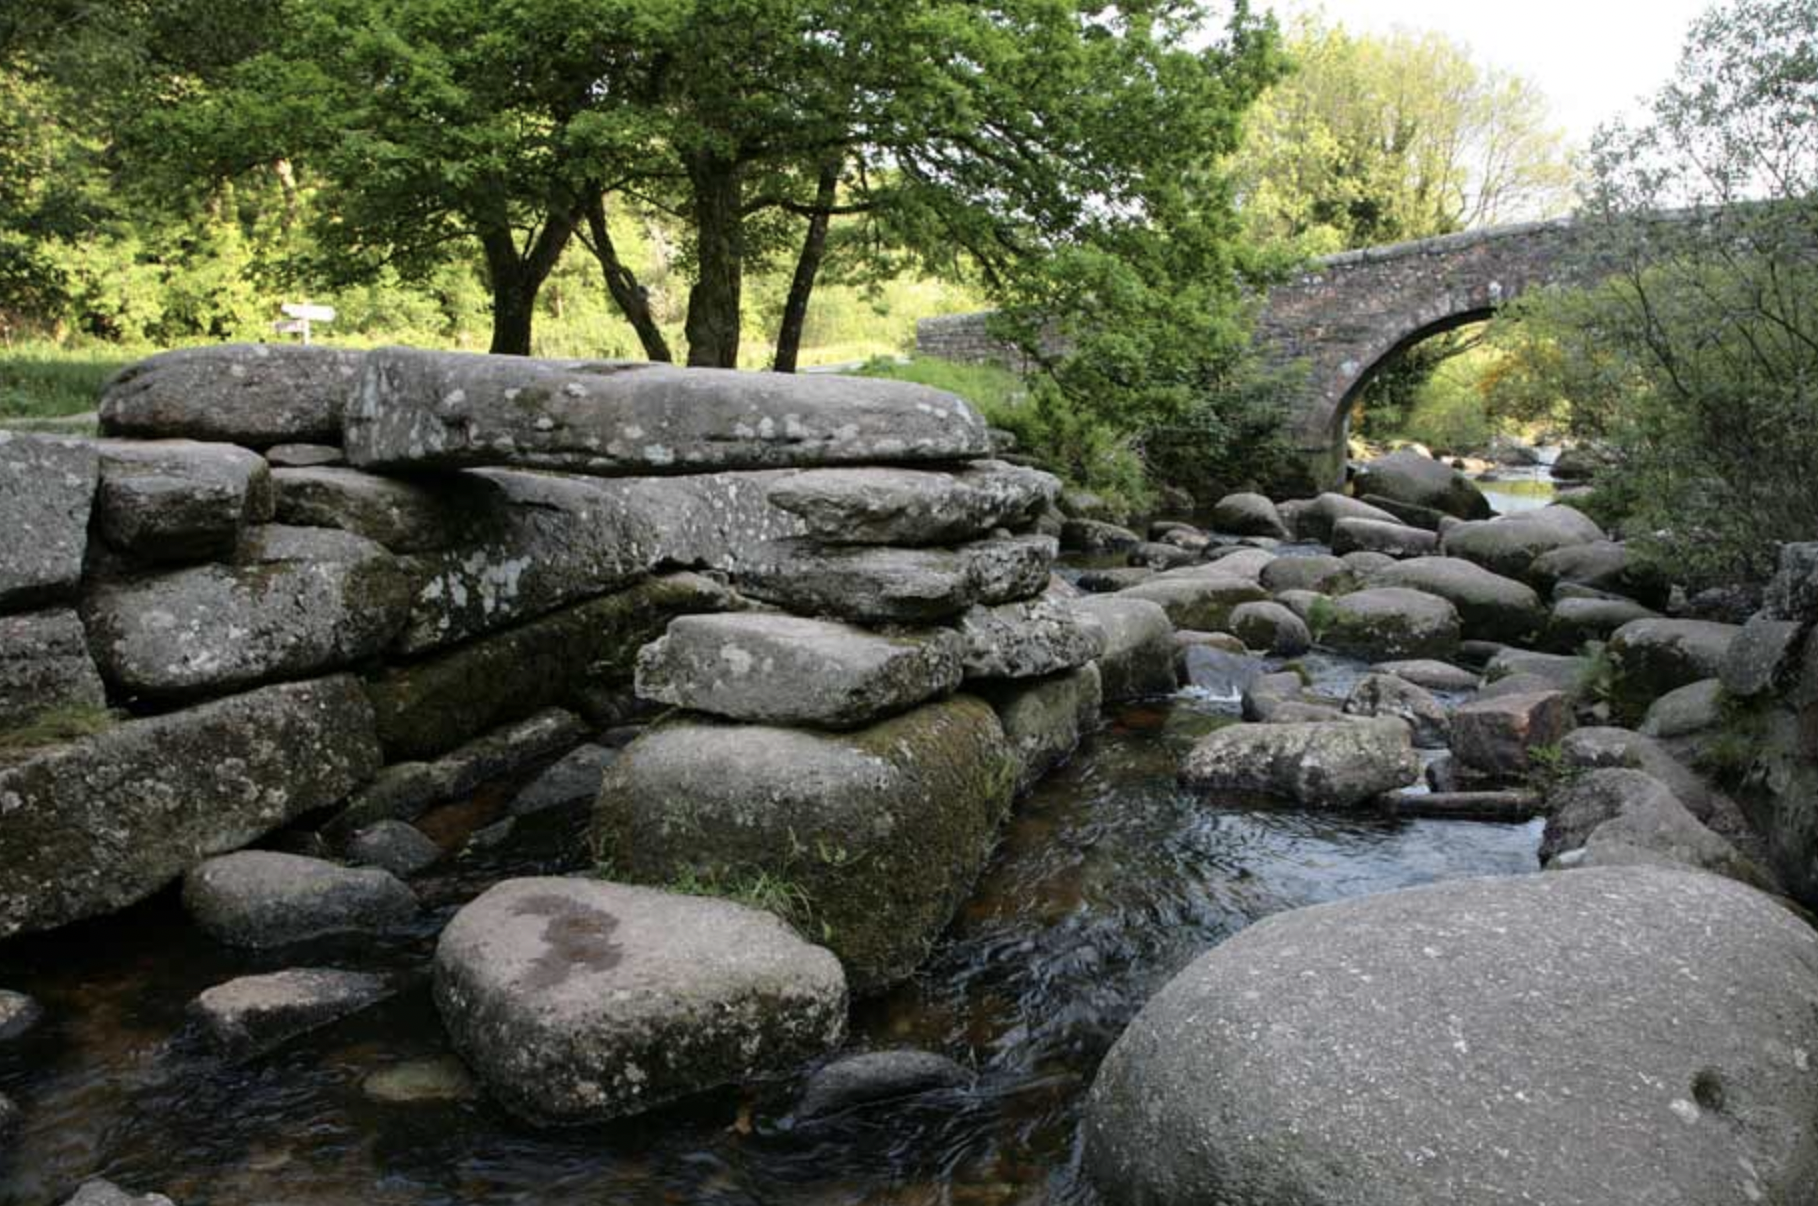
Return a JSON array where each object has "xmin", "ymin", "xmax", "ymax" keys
[
  {"xmin": 2, "ymin": 341, "xmax": 1127, "ymax": 1133},
  {"xmin": 597, "ymin": 458, "xmax": 1107, "ymax": 994}
]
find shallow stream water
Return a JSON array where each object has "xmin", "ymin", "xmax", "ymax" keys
[{"xmin": 0, "ymin": 663, "xmax": 1542, "ymax": 1206}]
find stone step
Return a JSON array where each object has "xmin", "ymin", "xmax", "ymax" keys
[
  {"xmin": 636, "ymin": 612, "xmax": 964, "ymax": 729},
  {"xmin": 764, "ymin": 460, "xmax": 1059, "ymax": 546},
  {"xmin": 738, "ymin": 535, "xmax": 1052, "ymax": 624},
  {"xmin": 344, "ymin": 347, "xmax": 993, "ymax": 474}
]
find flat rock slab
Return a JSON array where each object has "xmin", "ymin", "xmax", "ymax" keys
[
  {"xmin": 190, "ymin": 967, "xmax": 392, "ymax": 1060},
  {"xmin": 766, "ymin": 461, "xmax": 1058, "ymax": 546},
  {"xmin": 1181, "ymin": 718, "xmax": 1420, "ymax": 807},
  {"xmin": 1086, "ymin": 865, "xmax": 1818, "ymax": 1206},
  {"xmin": 0, "ymin": 432, "xmax": 98, "ymax": 609},
  {"xmin": 93, "ymin": 440, "xmax": 274, "ymax": 563},
  {"xmin": 738, "ymin": 537, "xmax": 1049, "ymax": 624},
  {"xmin": 595, "ymin": 696, "xmax": 1015, "ymax": 993},
  {"xmin": 83, "ymin": 525, "xmax": 412, "ymax": 701},
  {"xmin": 0, "ymin": 676, "xmax": 381, "ymax": 939},
  {"xmin": 345, "ymin": 348, "xmax": 990, "ymax": 475},
  {"xmin": 637, "ymin": 613, "xmax": 963, "ymax": 729},
  {"xmin": 1376, "ymin": 658, "xmax": 1480, "ymax": 693},
  {"xmin": 955, "ymin": 597, "xmax": 1106, "ymax": 680},
  {"xmin": 434, "ymin": 877, "xmax": 847, "ymax": 1124},
  {"xmin": 100, "ymin": 344, "xmax": 364, "ymax": 448},
  {"xmin": 184, "ymin": 851, "xmax": 416, "ymax": 948},
  {"xmin": 396, "ymin": 469, "xmax": 659, "ymax": 654},
  {"xmin": 0, "ymin": 608, "xmax": 107, "ymax": 731}
]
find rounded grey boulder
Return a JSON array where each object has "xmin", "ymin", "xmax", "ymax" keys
[
  {"xmin": 1323, "ymin": 588, "xmax": 1461, "ymax": 661},
  {"xmin": 796, "ymin": 1049, "xmax": 974, "ymax": 1120},
  {"xmin": 434, "ymin": 877, "xmax": 846, "ymax": 1125},
  {"xmin": 1086, "ymin": 866, "xmax": 1818, "ymax": 1206},
  {"xmin": 183, "ymin": 851, "xmax": 417, "ymax": 948},
  {"xmin": 1370, "ymin": 556, "xmax": 1545, "ymax": 645},
  {"xmin": 1354, "ymin": 448, "xmax": 1492, "ymax": 520}
]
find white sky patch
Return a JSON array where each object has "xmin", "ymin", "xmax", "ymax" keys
[{"xmin": 1257, "ymin": 0, "xmax": 1714, "ymax": 150}]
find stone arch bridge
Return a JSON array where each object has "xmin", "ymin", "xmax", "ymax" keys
[{"xmin": 916, "ymin": 216, "xmax": 1604, "ymax": 491}]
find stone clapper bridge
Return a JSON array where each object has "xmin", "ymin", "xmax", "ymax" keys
[{"xmin": 918, "ymin": 216, "xmax": 1605, "ymax": 489}]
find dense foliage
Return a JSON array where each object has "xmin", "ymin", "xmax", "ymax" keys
[{"xmin": 1484, "ymin": 0, "xmax": 1818, "ymax": 587}]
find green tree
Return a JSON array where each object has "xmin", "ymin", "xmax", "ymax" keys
[{"xmin": 1486, "ymin": 0, "xmax": 1818, "ymax": 587}]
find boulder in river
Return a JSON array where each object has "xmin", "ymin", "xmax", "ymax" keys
[
  {"xmin": 1227, "ymin": 600, "xmax": 1312, "ymax": 657},
  {"xmin": 975, "ymin": 663, "xmax": 1101, "ymax": 793},
  {"xmin": 1116, "ymin": 575, "xmax": 1268, "ymax": 632},
  {"xmin": 1085, "ymin": 865, "xmax": 1818, "ymax": 1206},
  {"xmin": 1353, "ymin": 448, "xmax": 1492, "ymax": 520},
  {"xmin": 1297, "ymin": 493, "xmax": 1402, "ymax": 543},
  {"xmin": 954, "ymin": 596, "xmax": 1106, "ymax": 680},
  {"xmin": 1208, "ymin": 492, "xmax": 1290, "ymax": 540},
  {"xmin": 189, "ymin": 968, "xmax": 393, "ymax": 1060},
  {"xmin": 1330, "ymin": 516, "xmax": 1438, "ymax": 559},
  {"xmin": 183, "ymin": 851, "xmax": 417, "ymax": 948},
  {"xmin": 595, "ymin": 696, "xmax": 1016, "ymax": 993},
  {"xmin": 1369, "ymin": 556, "xmax": 1545, "ymax": 645},
  {"xmin": 1607, "ymin": 618, "xmax": 1742, "ymax": 717},
  {"xmin": 795, "ymin": 1049, "xmax": 974, "ymax": 1121},
  {"xmin": 434, "ymin": 877, "xmax": 847, "ymax": 1125},
  {"xmin": 1541, "ymin": 768, "xmax": 1773, "ymax": 889},
  {"xmin": 1343, "ymin": 673, "xmax": 1450, "ymax": 749},
  {"xmin": 345, "ymin": 348, "xmax": 990, "ymax": 474},
  {"xmin": 0, "ymin": 990, "xmax": 42, "ymax": 1043},
  {"xmin": 1441, "ymin": 505, "xmax": 1605, "ymax": 580},
  {"xmin": 1180, "ymin": 718, "xmax": 1419, "ymax": 807},
  {"xmin": 1259, "ymin": 553, "xmax": 1353, "ymax": 596},
  {"xmin": 1322, "ymin": 587, "xmax": 1461, "ymax": 661},
  {"xmin": 1450, "ymin": 690, "xmax": 1573, "ymax": 780}
]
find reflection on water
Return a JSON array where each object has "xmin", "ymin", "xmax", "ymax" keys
[{"xmin": 0, "ymin": 686, "xmax": 1540, "ymax": 1206}]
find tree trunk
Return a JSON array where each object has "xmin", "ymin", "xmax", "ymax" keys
[
  {"xmin": 480, "ymin": 204, "xmax": 581, "ymax": 356},
  {"xmin": 584, "ymin": 194, "xmax": 673, "ymax": 362},
  {"xmin": 772, "ymin": 161, "xmax": 840, "ymax": 374},
  {"xmin": 684, "ymin": 153, "xmax": 745, "ymax": 368}
]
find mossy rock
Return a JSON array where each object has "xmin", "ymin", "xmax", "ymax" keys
[{"xmin": 593, "ymin": 694, "xmax": 1017, "ymax": 994}]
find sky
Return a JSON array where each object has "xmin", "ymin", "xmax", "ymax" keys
[{"xmin": 1263, "ymin": 0, "xmax": 1714, "ymax": 148}]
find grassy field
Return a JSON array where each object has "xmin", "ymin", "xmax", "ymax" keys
[
  {"xmin": 853, "ymin": 354, "xmax": 1027, "ymax": 420},
  {"xmin": 0, "ymin": 342, "xmax": 140, "ymax": 419}
]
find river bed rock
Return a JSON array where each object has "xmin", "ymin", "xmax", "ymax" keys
[
  {"xmin": 1450, "ymin": 690, "xmax": 1573, "ymax": 780},
  {"xmin": 1085, "ymin": 865, "xmax": 1818, "ymax": 1206},
  {"xmin": 1180, "ymin": 718, "xmax": 1419, "ymax": 807},
  {"xmin": 189, "ymin": 968, "xmax": 393, "ymax": 1060},
  {"xmin": 1116, "ymin": 576, "xmax": 1268, "ymax": 632},
  {"xmin": 183, "ymin": 851, "xmax": 417, "ymax": 948},
  {"xmin": 1209, "ymin": 492, "xmax": 1289, "ymax": 540},
  {"xmin": 1540, "ymin": 768, "xmax": 1771, "ymax": 888},
  {"xmin": 1330, "ymin": 516, "xmax": 1438, "ymax": 559},
  {"xmin": 1322, "ymin": 587, "xmax": 1461, "ymax": 661},
  {"xmin": 1343, "ymin": 673, "xmax": 1450, "ymax": 748},
  {"xmin": 1353, "ymin": 448, "xmax": 1492, "ymax": 520},
  {"xmin": 1370, "ymin": 556, "xmax": 1544, "ymax": 645},
  {"xmin": 1441, "ymin": 505, "xmax": 1605, "ymax": 580},
  {"xmin": 0, "ymin": 675, "xmax": 381, "ymax": 939},
  {"xmin": 796, "ymin": 1050, "xmax": 974, "ymax": 1120},
  {"xmin": 1608, "ymin": 618, "xmax": 1742, "ymax": 716},
  {"xmin": 975, "ymin": 663, "xmax": 1101, "ymax": 793},
  {"xmin": 955, "ymin": 597, "xmax": 1105, "ymax": 679},
  {"xmin": 0, "ymin": 990, "xmax": 42, "ymax": 1043},
  {"xmin": 433, "ymin": 877, "xmax": 847, "ymax": 1125}
]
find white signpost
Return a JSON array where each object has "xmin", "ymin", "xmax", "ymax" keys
[{"xmin": 273, "ymin": 302, "xmax": 337, "ymax": 345}]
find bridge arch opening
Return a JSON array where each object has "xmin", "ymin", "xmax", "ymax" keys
[{"xmin": 1329, "ymin": 307, "xmax": 1498, "ymax": 450}]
